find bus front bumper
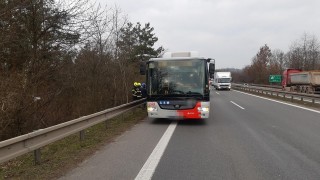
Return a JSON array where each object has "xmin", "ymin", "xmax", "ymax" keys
[{"xmin": 147, "ymin": 102, "xmax": 210, "ymax": 119}]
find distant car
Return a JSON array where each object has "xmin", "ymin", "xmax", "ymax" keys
[{"xmin": 243, "ymin": 83, "xmax": 249, "ymax": 87}]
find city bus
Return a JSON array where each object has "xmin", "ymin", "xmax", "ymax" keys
[{"xmin": 140, "ymin": 52, "xmax": 215, "ymax": 119}]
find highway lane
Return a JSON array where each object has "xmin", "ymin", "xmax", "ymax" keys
[
  {"xmin": 61, "ymin": 89, "xmax": 320, "ymax": 180},
  {"xmin": 59, "ymin": 117, "xmax": 170, "ymax": 180},
  {"xmin": 152, "ymin": 90, "xmax": 320, "ymax": 180}
]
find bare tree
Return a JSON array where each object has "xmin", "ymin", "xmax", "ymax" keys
[
  {"xmin": 241, "ymin": 33, "xmax": 320, "ymax": 86},
  {"xmin": 286, "ymin": 33, "xmax": 320, "ymax": 70},
  {"xmin": 112, "ymin": 6, "xmax": 130, "ymax": 103},
  {"xmin": 0, "ymin": 0, "xmax": 93, "ymax": 139},
  {"xmin": 0, "ymin": 0, "xmax": 164, "ymax": 140},
  {"xmin": 270, "ymin": 49, "xmax": 285, "ymax": 74}
]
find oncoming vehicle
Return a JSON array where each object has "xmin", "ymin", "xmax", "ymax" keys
[
  {"xmin": 213, "ymin": 72, "xmax": 232, "ymax": 90},
  {"xmin": 140, "ymin": 51, "xmax": 215, "ymax": 119}
]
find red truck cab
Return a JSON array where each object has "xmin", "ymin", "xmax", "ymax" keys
[{"xmin": 282, "ymin": 69, "xmax": 302, "ymax": 89}]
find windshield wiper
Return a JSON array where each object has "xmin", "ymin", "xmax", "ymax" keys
[
  {"xmin": 171, "ymin": 90, "xmax": 185, "ymax": 94},
  {"xmin": 186, "ymin": 91, "xmax": 202, "ymax": 95}
]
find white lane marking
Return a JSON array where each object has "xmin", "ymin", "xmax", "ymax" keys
[
  {"xmin": 135, "ymin": 121, "xmax": 177, "ymax": 180},
  {"xmin": 230, "ymin": 101, "xmax": 245, "ymax": 110},
  {"xmin": 234, "ymin": 90, "xmax": 320, "ymax": 114},
  {"xmin": 216, "ymin": 92, "xmax": 220, "ymax": 95}
]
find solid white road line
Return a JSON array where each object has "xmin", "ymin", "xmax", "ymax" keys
[
  {"xmin": 135, "ymin": 121, "xmax": 177, "ymax": 180},
  {"xmin": 230, "ymin": 101, "xmax": 245, "ymax": 110},
  {"xmin": 234, "ymin": 90, "xmax": 320, "ymax": 114}
]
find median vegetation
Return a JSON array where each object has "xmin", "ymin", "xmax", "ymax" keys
[{"xmin": 231, "ymin": 33, "xmax": 320, "ymax": 84}]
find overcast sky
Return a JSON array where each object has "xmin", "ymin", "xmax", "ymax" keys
[{"xmin": 99, "ymin": 0, "xmax": 320, "ymax": 69}]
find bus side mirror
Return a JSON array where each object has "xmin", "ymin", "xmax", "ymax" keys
[
  {"xmin": 209, "ymin": 63, "xmax": 215, "ymax": 74},
  {"xmin": 140, "ymin": 62, "xmax": 146, "ymax": 75}
]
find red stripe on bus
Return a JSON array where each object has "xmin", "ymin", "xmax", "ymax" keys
[{"xmin": 177, "ymin": 102, "xmax": 201, "ymax": 119}]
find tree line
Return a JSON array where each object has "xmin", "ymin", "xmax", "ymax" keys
[
  {"xmin": 0, "ymin": 0, "xmax": 163, "ymax": 140},
  {"xmin": 233, "ymin": 33, "xmax": 320, "ymax": 84}
]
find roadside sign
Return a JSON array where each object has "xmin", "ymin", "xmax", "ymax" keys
[{"xmin": 269, "ymin": 75, "xmax": 281, "ymax": 83}]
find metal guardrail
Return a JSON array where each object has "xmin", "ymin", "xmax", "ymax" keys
[
  {"xmin": 233, "ymin": 84, "xmax": 320, "ymax": 104},
  {"xmin": 0, "ymin": 98, "xmax": 145, "ymax": 164},
  {"xmin": 249, "ymin": 83, "xmax": 282, "ymax": 89}
]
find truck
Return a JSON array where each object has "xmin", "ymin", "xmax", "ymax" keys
[
  {"xmin": 139, "ymin": 51, "xmax": 215, "ymax": 119},
  {"xmin": 282, "ymin": 69, "xmax": 320, "ymax": 94},
  {"xmin": 212, "ymin": 72, "xmax": 232, "ymax": 90}
]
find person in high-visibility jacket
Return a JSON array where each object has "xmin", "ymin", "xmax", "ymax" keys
[{"xmin": 132, "ymin": 82, "xmax": 142, "ymax": 100}]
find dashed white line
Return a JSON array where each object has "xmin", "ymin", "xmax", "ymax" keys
[
  {"xmin": 230, "ymin": 101, "xmax": 245, "ymax": 110},
  {"xmin": 216, "ymin": 92, "xmax": 220, "ymax": 95},
  {"xmin": 135, "ymin": 121, "xmax": 177, "ymax": 180},
  {"xmin": 234, "ymin": 90, "xmax": 320, "ymax": 114}
]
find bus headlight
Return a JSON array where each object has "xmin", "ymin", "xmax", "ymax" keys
[
  {"xmin": 198, "ymin": 107, "xmax": 209, "ymax": 112},
  {"xmin": 147, "ymin": 106, "xmax": 158, "ymax": 112}
]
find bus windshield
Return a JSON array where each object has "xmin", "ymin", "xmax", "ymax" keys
[{"xmin": 147, "ymin": 59, "xmax": 206, "ymax": 96}]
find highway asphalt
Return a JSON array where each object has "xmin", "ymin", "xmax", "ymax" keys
[{"xmin": 60, "ymin": 89, "xmax": 320, "ymax": 180}]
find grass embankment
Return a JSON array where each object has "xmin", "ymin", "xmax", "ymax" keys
[
  {"xmin": 0, "ymin": 107, "xmax": 147, "ymax": 180},
  {"xmin": 234, "ymin": 88, "xmax": 320, "ymax": 110}
]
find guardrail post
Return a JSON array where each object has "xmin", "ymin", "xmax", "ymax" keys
[
  {"xmin": 276, "ymin": 93, "xmax": 279, "ymax": 97},
  {"xmin": 34, "ymin": 149, "xmax": 41, "ymax": 165},
  {"xmin": 291, "ymin": 96, "xmax": 293, "ymax": 102},
  {"xmin": 105, "ymin": 114, "xmax": 108, "ymax": 129},
  {"xmin": 300, "ymin": 97, "xmax": 303, "ymax": 101},
  {"xmin": 80, "ymin": 130, "xmax": 85, "ymax": 141},
  {"xmin": 312, "ymin": 99, "xmax": 315, "ymax": 104}
]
